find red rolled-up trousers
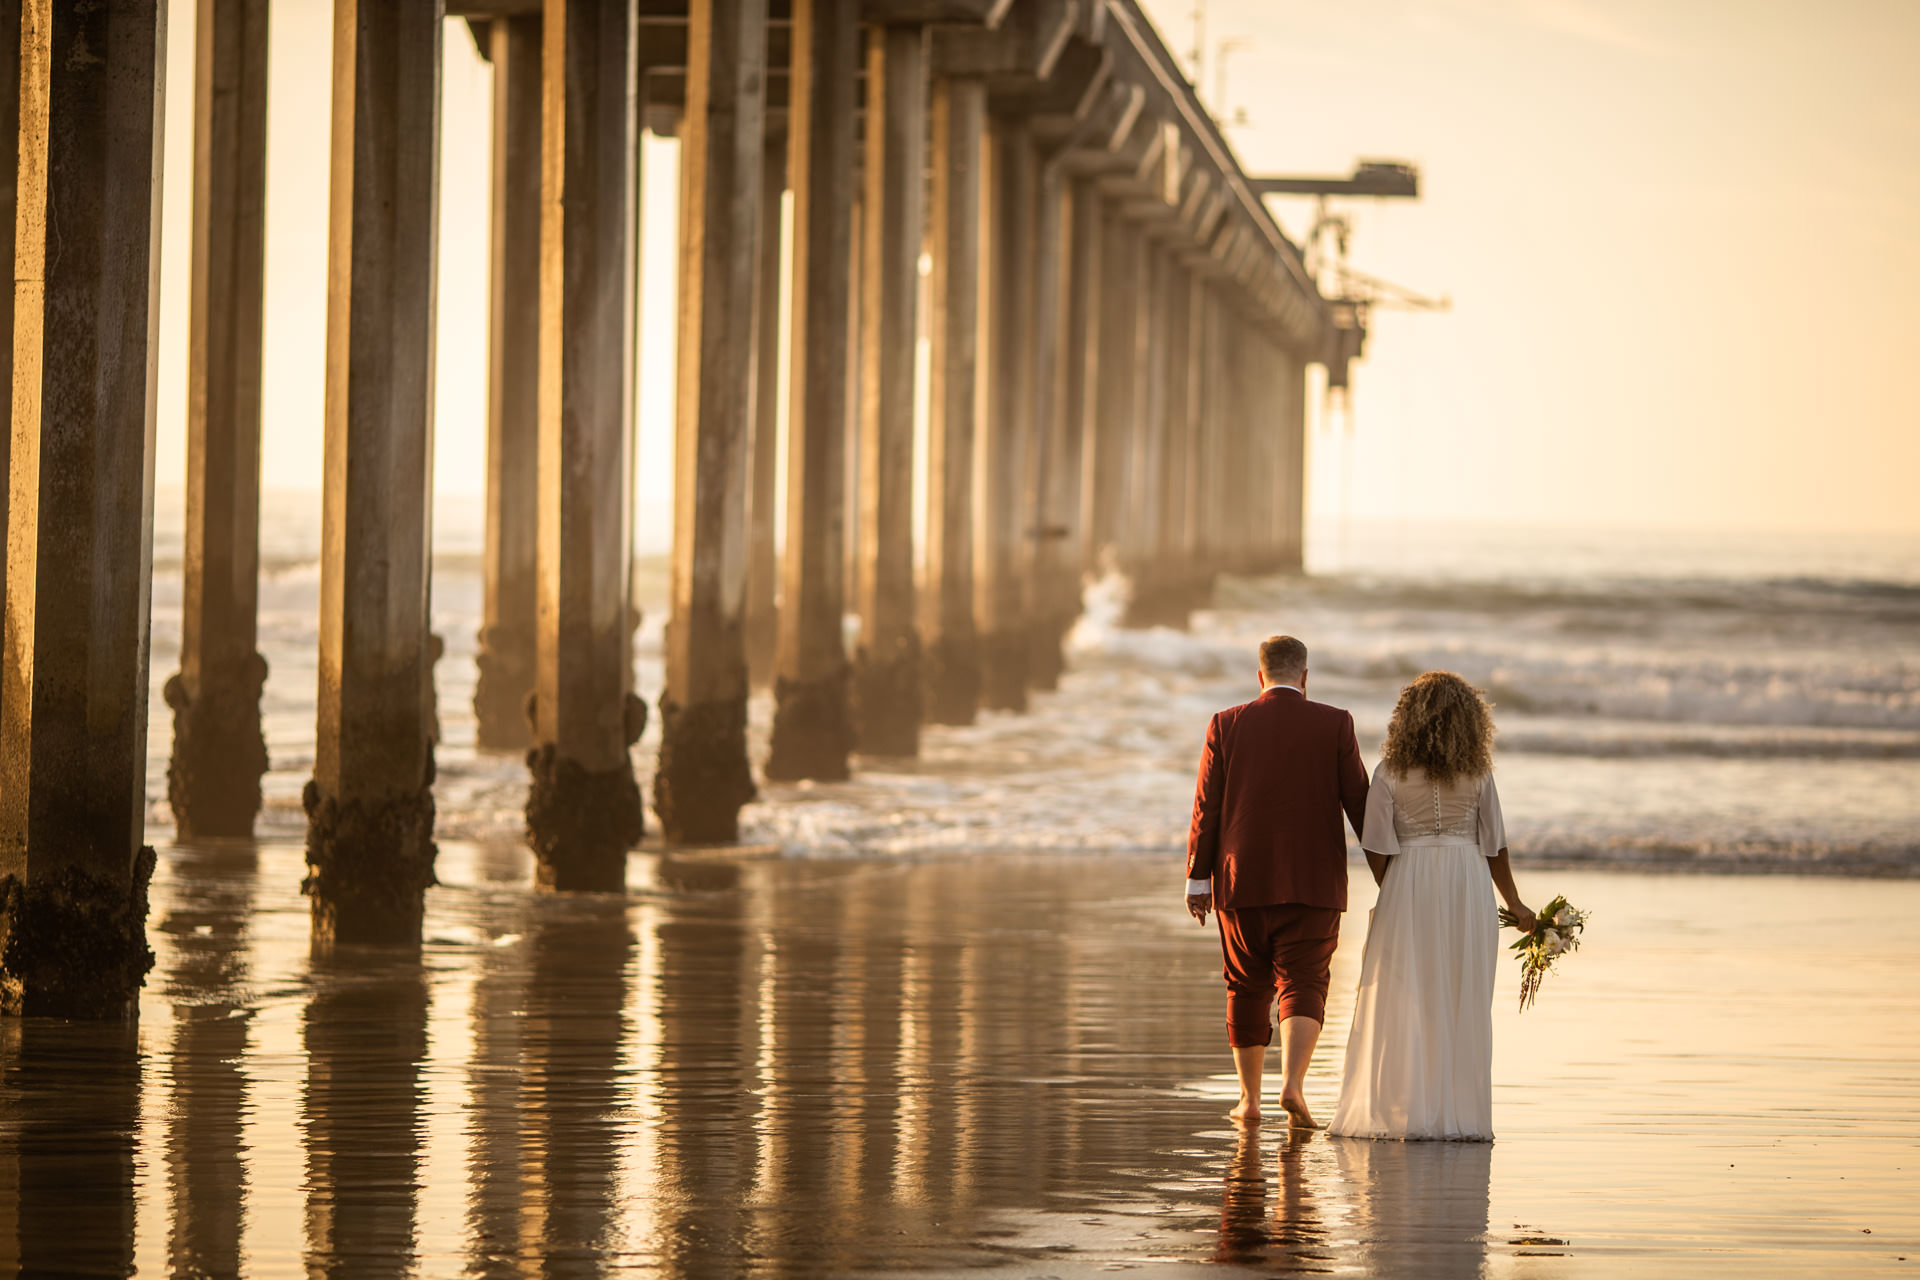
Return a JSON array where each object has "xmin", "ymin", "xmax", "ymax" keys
[{"xmin": 1216, "ymin": 902, "xmax": 1341, "ymax": 1048}]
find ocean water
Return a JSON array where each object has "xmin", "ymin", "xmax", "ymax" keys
[{"xmin": 146, "ymin": 494, "xmax": 1920, "ymax": 875}]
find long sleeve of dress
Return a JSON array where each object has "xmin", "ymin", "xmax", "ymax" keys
[
  {"xmin": 1185, "ymin": 713, "xmax": 1225, "ymax": 882},
  {"xmin": 1477, "ymin": 773, "xmax": 1508, "ymax": 858},
  {"xmin": 1360, "ymin": 763, "xmax": 1400, "ymax": 857}
]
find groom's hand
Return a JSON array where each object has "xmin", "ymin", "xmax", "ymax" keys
[{"xmin": 1186, "ymin": 892, "xmax": 1211, "ymax": 925}]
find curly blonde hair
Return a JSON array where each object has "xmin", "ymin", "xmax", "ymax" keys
[{"xmin": 1380, "ymin": 671, "xmax": 1495, "ymax": 786}]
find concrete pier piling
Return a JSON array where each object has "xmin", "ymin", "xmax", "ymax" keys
[
  {"xmin": 977, "ymin": 118, "xmax": 1035, "ymax": 712},
  {"xmin": 765, "ymin": 0, "xmax": 859, "ymax": 782},
  {"xmin": 920, "ymin": 74, "xmax": 985, "ymax": 727},
  {"xmin": 1281, "ymin": 351, "xmax": 1308, "ymax": 570},
  {"xmin": 166, "ymin": 0, "xmax": 272, "ymax": 839},
  {"xmin": 743, "ymin": 133, "xmax": 788, "ymax": 693},
  {"xmin": 475, "ymin": 14, "xmax": 542, "ymax": 754},
  {"xmin": 527, "ymin": 0, "xmax": 646, "ymax": 884},
  {"xmin": 1066, "ymin": 180, "xmax": 1103, "ymax": 586},
  {"xmin": 1024, "ymin": 159, "xmax": 1077, "ymax": 687},
  {"xmin": 850, "ymin": 23, "xmax": 928, "ymax": 758},
  {"xmin": 0, "ymin": 0, "xmax": 14, "ymax": 695},
  {"xmin": 0, "ymin": 0, "xmax": 167, "ymax": 1014},
  {"xmin": 654, "ymin": 0, "xmax": 766, "ymax": 844},
  {"xmin": 305, "ymin": 0, "xmax": 442, "ymax": 949},
  {"xmin": 1086, "ymin": 210, "xmax": 1136, "ymax": 575},
  {"xmin": 1157, "ymin": 262, "xmax": 1194, "ymax": 617}
]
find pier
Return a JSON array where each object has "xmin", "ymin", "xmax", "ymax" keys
[{"xmin": 0, "ymin": 0, "xmax": 1338, "ymax": 1016}]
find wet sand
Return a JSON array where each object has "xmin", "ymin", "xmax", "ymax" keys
[{"xmin": 1, "ymin": 846, "xmax": 1915, "ymax": 1276}]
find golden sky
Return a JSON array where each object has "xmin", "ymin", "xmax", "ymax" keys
[{"xmin": 148, "ymin": 1, "xmax": 1920, "ymax": 539}]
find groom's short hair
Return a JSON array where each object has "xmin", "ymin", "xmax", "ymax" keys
[{"xmin": 1259, "ymin": 635, "xmax": 1308, "ymax": 681}]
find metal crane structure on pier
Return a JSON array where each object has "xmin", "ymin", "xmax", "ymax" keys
[{"xmin": 1251, "ymin": 161, "xmax": 1449, "ymax": 392}]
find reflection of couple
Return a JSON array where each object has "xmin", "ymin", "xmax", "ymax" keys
[
  {"xmin": 1185, "ymin": 635, "xmax": 1536, "ymax": 1139},
  {"xmin": 1216, "ymin": 1126, "xmax": 1492, "ymax": 1275}
]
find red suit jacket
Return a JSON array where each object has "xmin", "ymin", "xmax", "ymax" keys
[{"xmin": 1186, "ymin": 685, "xmax": 1370, "ymax": 912}]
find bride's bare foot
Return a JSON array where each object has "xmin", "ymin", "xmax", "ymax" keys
[
  {"xmin": 1229, "ymin": 1096, "xmax": 1262, "ymax": 1126},
  {"xmin": 1280, "ymin": 1090, "xmax": 1320, "ymax": 1130}
]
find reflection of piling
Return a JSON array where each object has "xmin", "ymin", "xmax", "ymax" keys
[
  {"xmin": 920, "ymin": 75, "xmax": 985, "ymax": 727},
  {"xmin": 168, "ymin": 0, "xmax": 272, "ymax": 838},
  {"xmin": 462, "ymin": 909, "xmax": 528, "ymax": 1275},
  {"xmin": 161, "ymin": 846, "xmax": 256, "ymax": 1278},
  {"xmin": 850, "ymin": 25, "xmax": 928, "ymax": 758},
  {"xmin": 0, "ymin": 1019, "xmax": 141, "ymax": 1273},
  {"xmin": 654, "ymin": 0, "xmax": 766, "ymax": 845},
  {"xmin": 765, "ymin": 0, "xmax": 859, "ymax": 783},
  {"xmin": 526, "ymin": 0, "xmax": 646, "ymax": 886},
  {"xmin": 304, "ymin": 1, "xmax": 441, "ymax": 951},
  {"xmin": 301, "ymin": 964, "xmax": 429, "ymax": 1279},
  {"xmin": 0, "ymin": 0, "xmax": 166, "ymax": 1015},
  {"xmin": 522, "ymin": 899, "xmax": 634, "ymax": 1266},
  {"xmin": 474, "ymin": 15, "xmax": 542, "ymax": 754}
]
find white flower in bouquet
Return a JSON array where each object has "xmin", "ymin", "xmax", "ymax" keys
[
  {"xmin": 1553, "ymin": 908, "xmax": 1574, "ymax": 927},
  {"xmin": 1542, "ymin": 929, "xmax": 1565, "ymax": 957}
]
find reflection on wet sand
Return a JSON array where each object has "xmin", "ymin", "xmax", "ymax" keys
[
  {"xmin": 0, "ymin": 1018, "xmax": 141, "ymax": 1277},
  {"xmin": 1336, "ymin": 1137, "xmax": 1491, "ymax": 1278},
  {"xmin": 1215, "ymin": 1128, "xmax": 1344, "ymax": 1272},
  {"xmin": 464, "ymin": 892, "xmax": 530, "ymax": 1276},
  {"xmin": 301, "ymin": 957, "xmax": 428, "ymax": 1277},
  {"xmin": 523, "ymin": 893, "xmax": 634, "ymax": 1270},
  {"xmin": 1, "ymin": 848, "xmax": 1916, "ymax": 1276},
  {"xmin": 161, "ymin": 843, "xmax": 257, "ymax": 1278}
]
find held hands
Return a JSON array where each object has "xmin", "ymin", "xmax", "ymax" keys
[
  {"xmin": 1187, "ymin": 892, "xmax": 1212, "ymax": 926},
  {"xmin": 1507, "ymin": 904, "xmax": 1537, "ymax": 934}
]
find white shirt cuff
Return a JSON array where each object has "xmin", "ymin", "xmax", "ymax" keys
[{"xmin": 1185, "ymin": 877, "xmax": 1212, "ymax": 896}]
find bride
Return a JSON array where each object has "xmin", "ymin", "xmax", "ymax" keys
[{"xmin": 1329, "ymin": 671, "xmax": 1536, "ymax": 1142}]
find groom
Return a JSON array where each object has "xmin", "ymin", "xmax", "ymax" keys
[{"xmin": 1185, "ymin": 636, "xmax": 1369, "ymax": 1128}]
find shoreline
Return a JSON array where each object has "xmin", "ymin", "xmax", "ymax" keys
[{"xmin": 142, "ymin": 832, "xmax": 1920, "ymax": 882}]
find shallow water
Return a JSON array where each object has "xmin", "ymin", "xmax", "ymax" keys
[
  {"xmin": 3, "ymin": 847, "xmax": 1915, "ymax": 1276},
  {"xmin": 139, "ymin": 505, "xmax": 1920, "ymax": 874}
]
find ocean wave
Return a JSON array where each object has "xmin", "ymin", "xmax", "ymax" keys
[
  {"xmin": 1516, "ymin": 833, "xmax": 1919, "ymax": 877},
  {"xmin": 1061, "ymin": 570, "xmax": 1920, "ymax": 734}
]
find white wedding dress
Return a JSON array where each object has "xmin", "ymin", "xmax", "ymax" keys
[{"xmin": 1329, "ymin": 763, "xmax": 1505, "ymax": 1142}]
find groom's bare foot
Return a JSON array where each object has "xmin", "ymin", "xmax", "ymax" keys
[
  {"xmin": 1280, "ymin": 1090, "xmax": 1320, "ymax": 1129},
  {"xmin": 1229, "ymin": 1097, "xmax": 1262, "ymax": 1126}
]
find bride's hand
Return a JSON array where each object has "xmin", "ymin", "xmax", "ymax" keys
[{"xmin": 1509, "ymin": 905, "xmax": 1537, "ymax": 934}]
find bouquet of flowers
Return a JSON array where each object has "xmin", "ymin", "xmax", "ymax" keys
[{"xmin": 1498, "ymin": 895, "xmax": 1588, "ymax": 1011}]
